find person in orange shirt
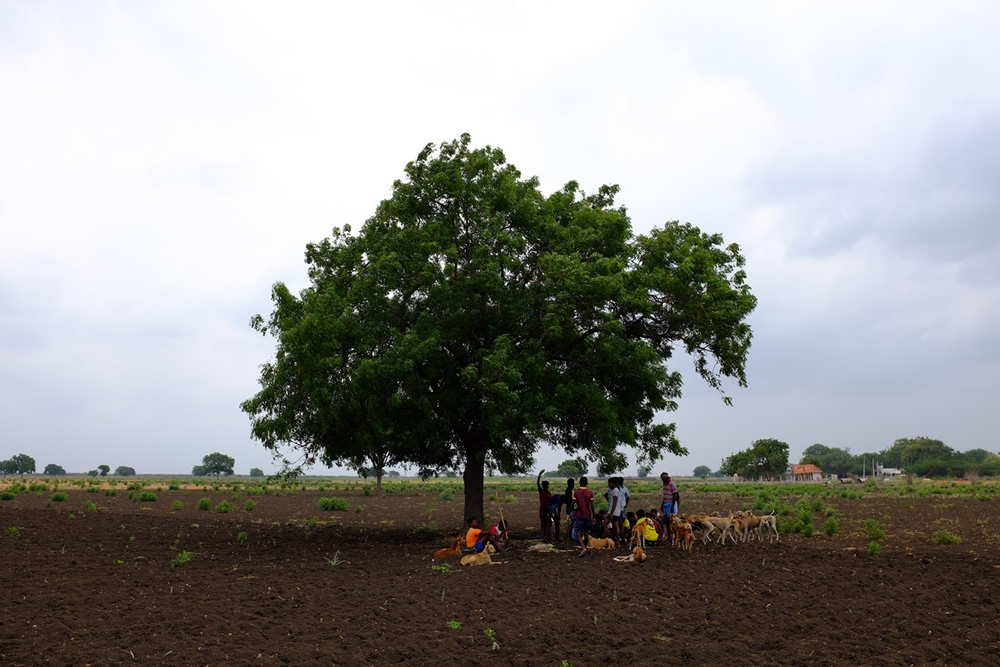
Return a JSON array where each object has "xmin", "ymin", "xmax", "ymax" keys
[{"xmin": 465, "ymin": 517, "xmax": 507, "ymax": 554}]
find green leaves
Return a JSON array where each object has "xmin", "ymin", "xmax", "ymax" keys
[{"xmin": 243, "ymin": 135, "xmax": 757, "ymax": 519}]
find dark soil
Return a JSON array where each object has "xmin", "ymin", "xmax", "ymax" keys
[{"xmin": 1, "ymin": 483, "xmax": 998, "ymax": 666}]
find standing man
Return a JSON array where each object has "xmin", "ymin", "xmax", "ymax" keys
[
  {"xmin": 537, "ymin": 470, "xmax": 553, "ymax": 543},
  {"xmin": 605, "ymin": 478, "xmax": 624, "ymax": 547},
  {"xmin": 573, "ymin": 476, "xmax": 596, "ymax": 557},
  {"xmin": 660, "ymin": 472, "xmax": 678, "ymax": 544}
]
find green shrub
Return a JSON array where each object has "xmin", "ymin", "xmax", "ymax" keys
[
  {"xmin": 932, "ymin": 529, "xmax": 962, "ymax": 545},
  {"xmin": 85, "ymin": 501, "xmax": 98, "ymax": 512},
  {"xmin": 171, "ymin": 550, "xmax": 194, "ymax": 567},
  {"xmin": 50, "ymin": 491, "xmax": 68, "ymax": 502},
  {"xmin": 215, "ymin": 500, "xmax": 232, "ymax": 514},
  {"xmin": 503, "ymin": 495, "xmax": 517, "ymax": 504},
  {"xmin": 244, "ymin": 499, "xmax": 257, "ymax": 512},
  {"xmin": 8, "ymin": 526, "xmax": 23, "ymax": 537},
  {"xmin": 171, "ymin": 500, "xmax": 183, "ymax": 511},
  {"xmin": 867, "ymin": 541, "xmax": 882, "ymax": 556},
  {"xmin": 862, "ymin": 519, "xmax": 885, "ymax": 540},
  {"xmin": 823, "ymin": 517, "xmax": 839, "ymax": 536},
  {"xmin": 197, "ymin": 498, "xmax": 211, "ymax": 511},
  {"xmin": 0, "ymin": 491, "xmax": 16, "ymax": 501},
  {"xmin": 105, "ymin": 488, "xmax": 117, "ymax": 497},
  {"xmin": 318, "ymin": 496, "xmax": 349, "ymax": 511},
  {"xmin": 138, "ymin": 492, "xmax": 157, "ymax": 502},
  {"xmin": 439, "ymin": 489, "xmax": 455, "ymax": 501}
]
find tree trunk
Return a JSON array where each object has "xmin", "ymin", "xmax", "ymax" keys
[
  {"xmin": 462, "ymin": 444, "xmax": 487, "ymax": 529},
  {"xmin": 376, "ymin": 468, "xmax": 384, "ymax": 497}
]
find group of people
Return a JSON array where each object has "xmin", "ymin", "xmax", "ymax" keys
[
  {"xmin": 461, "ymin": 470, "xmax": 681, "ymax": 559},
  {"xmin": 536, "ymin": 469, "xmax": 681, "ymax": 556}
]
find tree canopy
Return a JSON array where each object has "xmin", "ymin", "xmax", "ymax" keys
[
  {"xmin": 720, "ymin": 438, "xmax": 789, "ymax": 480},
  {"xmin": 43, "ymin": 464, "xmax": 67, "ymax": 475},
  {"xmin": 114, "ymin": 466, "xmax": 136, "ymax": 477},
  {"xmin": 692, "ymin": 465, "xmax": 712, "ymax": 479},
  {"xmin": 199, "ymin": 453, "xmax": 235, "ymax": 477},
  {"xmin": 242, "ymin": 135, "xmax": 757, "ymax": 521},
  {"xmin": 555, "ymin": 458, "xmax": 589, "ymax": 478},
  {"xmin": 1, "ymin": 454, "xmax": 36, "ymax": 476}
]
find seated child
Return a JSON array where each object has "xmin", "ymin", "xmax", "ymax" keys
[{"xmin": 466, "ymin": 517, "xmax": 506, "ymax": 553}]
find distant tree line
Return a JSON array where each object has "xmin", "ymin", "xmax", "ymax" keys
[
  {"xmin": 799, "ymin": 437, "xmax": 1000, "ymax": 478},
  {"xmin": 712, "ymin": 436, "xmax": 1000, "ymax": 481}
]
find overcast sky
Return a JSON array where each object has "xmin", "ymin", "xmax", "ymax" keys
[{"xmin": 2, "ymin": 2, "xmax": 998, "ymax": 477}]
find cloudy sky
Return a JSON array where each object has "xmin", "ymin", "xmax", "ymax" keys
[{"xmin": 2, "ymin": 2, "xmax": 998, "ymax": 477}]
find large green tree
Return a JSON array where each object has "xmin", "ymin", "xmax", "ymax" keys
[
  {"xmin": 199, "ymin": 453, "xmax": 235, "ymax": 477},
  {"xmin": 1, "ymin": 454, "xmax": 36, "ymax": 476},
  {"xmin": 242, "ymin": 135, "xmax": 756, "ymax": 522},
  {"xmin": 721, "ymin": 438, "xmax": 789, "ymax": 480}
]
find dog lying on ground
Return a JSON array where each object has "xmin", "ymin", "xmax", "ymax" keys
[
  {"xmin": 525, "ymin": 542, "xmax": 572, "ymax": 553},
  {"xmin": 613, "ymin": 545, "xmax": 648, "ymax": 564},
  {"xmin": 461, "ymin": 545, "xmax": 501, "ymax": 566},
  {"xmin": 586, "ymin": 536, "xmax": 617, "ymax": 550},
  {"xmin": 433, "ymin": 537, "xmax": 463, "ymax": 559}
]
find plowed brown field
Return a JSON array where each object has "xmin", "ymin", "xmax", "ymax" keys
[{"xmin": 1, "ymin": 482, "xmax": 998, "ymax": 666}]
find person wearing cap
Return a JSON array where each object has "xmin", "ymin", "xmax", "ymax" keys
[{"xmin": 660, "ymin": 472, "xmax": 679, "ymax": 543}]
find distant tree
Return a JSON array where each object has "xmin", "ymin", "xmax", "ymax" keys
[
  {"xmin": 721, "ymin": 439, "xmax": 789, "ymax": 480},
  {"xmin": 43, "ymin": 464, "xmax": 67, "ymax": 476},
  {"xmin": 114, "ymin": 466, "xmax": 136, "ymax": 477},
  {"xmin": 4, "ymin": 454, "xmax": 36, "ymax": 476},
  {"xmin": 191, "ymin": 465, "xmax": 208, "ymax": 476},
  {"xmin": 962, "ymin": 449, "xmax": 993, "ymax": 464},
  {"xmin": 200, "ymin": 452, "xmax": 235, "ymax": 477},
  {"xmin": 636, "ymin": 465, "xmax": 651, "ymax": 478},
  {"xmin": 98, "ymin": 464, "xmax": 110, "ymax": 477},
  {"xmin": 800, "ymin": 444, "xmax": 853, "ymax": 477},
  {"xmin": 387, "ymin": 470, "xmax": 401, "ymax": 477},
  {"xmin": 87, "ymin": 469, "xmax": 99, "ymax": 477},
  {"xmin": 556, "ymin": 458, "xmax": 588, "ymax": 478},
  {"xmin": 249, "ymin": 467, "xmax": 264, "ymax": 477},
  {"xmin": 692, "ymin": 465, "xmax": 711, "ymax": 479}
]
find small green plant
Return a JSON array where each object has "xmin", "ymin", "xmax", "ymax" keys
[
  {"xmin": 862, "ymin": 519, "xmax": 886, "ymax": 540},
  {"xmin": 85, "ymin": 501, "xmax": 98, "ymax": 512},
  {"xmin": 215, "ymin": 500, "xmax": 232, "ymax": 513},
  {"xmin": 484, "ymin": 627, "xmax": 499, "ymax": 651},
  {"xmin": 129, "ymin": 535, "xmax": 136, "ymax": 542},
  {"xmin": 823, "ymin": 517, "xmax": 839, "ymax": 537},
  {"xmin": 932, "ymin": 529, "xmax": 962, "ymax": 545},
  {"xmin": 0, "ymin": 491, "xmax": 16, "ymax": 501},
  {"xmin": 237, "ymin": 531, "xmax": 249, "ymax": 544},
  {"xmin": 138, "ymin": 492, "xmax": 157, "ymax": 502},
  {"xmin": 318, "ymin": 496, "xmax": 348, "ymax": 511},
  {"xmin": 439, "ymin": 489, "xmax": 455, "ymax": 501},
  {"xmin": 105, "ymin": 488, "xmax": 117, "ymax": 497},
  {"xmin": 7, "ymin": 525, "xmax": 23, "ymax": 537},
  {"xmin": 50, "ymin": 491, "xmax": 68, "ymax": 502},
  {"xmin": 171, "ymin": 500, "xmax": 183, "ymax": 511},
  {"xmin": 244, "ymin": 499, "xmax": 257, "ymax": 512},
  {"xmin": 447, "ymin": 619, "xmax": 462, "ymax": 629},
  {"xmin": 68, "ymin": 512, "xmax": 77, "ymax": 520},
  {"xmin": 324, "ymin": 551, "xmax": 344, "ymax": 567},
  {"xmin": 354, "ymin": 505, "xmax": 363, "ymax": 513},
  {"xmin": 171, "ymin": 550, "xmax": 194, "ymax": 567},
  {"xmin": 431, "ymin": 562, "xmax": 454, "ymax": 573},
  {"xmin": 503, "ymin": 495, "xmax": 517, "ymax": 504},
  {"xmin": 197, "ymin": 498, "xmax": 211, "ymax": 511},
  {"xmin": 868, "ymin": 541, "xmax": 883, "ymax": 556}
]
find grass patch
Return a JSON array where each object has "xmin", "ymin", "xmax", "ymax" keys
[
  {"xmin": 171, "ymin": 550, "xmax": 194, "ymax": 567},
  {"xmin": 318, "ymin": 496, "xmax": 349, "ymax": 511},
  {"xmin": 932, "ymin": 529, "xmax": 962, "ymax": 545},
  {"xmin": 862, "ymin": 518, "xmax": 886, "ymax": 540}
]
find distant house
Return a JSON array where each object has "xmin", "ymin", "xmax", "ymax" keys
[{"xmin": 790, "ymin": 464, "xmax": 823, "ymax": 482}]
